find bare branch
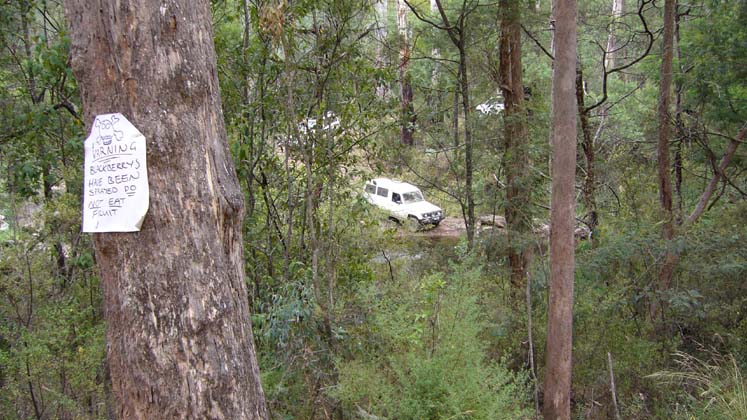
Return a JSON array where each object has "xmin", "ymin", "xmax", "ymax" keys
[
  {"xmin": 401, "ymin": 0, "xmax": 452, "ymax": 32},
  {"xmin": 686, "ymin": 125, "xmax": 746, "ymax": 224},
  {"xmin": 585, "ymin": 0, "xmax": 656, "ymax": 114},
  {"xmin": 521, "ymin": 24, "xmax": 554, "ymax": 60}
]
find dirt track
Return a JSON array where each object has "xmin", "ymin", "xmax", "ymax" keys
[
  {"xmin": 395, "ymin": 215, "xmax": 591, "ymax": 242},
  {"xmin": 405, "ymin": 215, "xmax": 507, "ymax": 239},
  {"xmin": 415, "ymin": 217, "xmax": 467, "ymax": 238}
]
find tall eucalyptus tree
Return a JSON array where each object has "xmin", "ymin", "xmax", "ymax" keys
[{"xmin": 64, "ymin": 0, "xmax": 268, "ymax": 417}]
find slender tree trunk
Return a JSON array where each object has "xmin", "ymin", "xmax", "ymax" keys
[
  {"xmin": 459, "ymin": 48, "xmax": 476, "ymax": 247},
  {"xmin": 426, "ymin": 0, "xmax": 442, "ymax": 124},
  {"xmin": 281, "ymin": 32, "xmax": 298, "ymax": 284},
  {"xmin": 500, "ymin": 0, "xmax": 530, "ymax": 296},
  {"xmin": 242, "ymin": 0, "xmax": 256, "ymax": 220},
  {"xmin": 655, "ymin": 0, "xmax": 677, "ymax": 305},
  {"xmin": 397, "ymin": 0, "xmax": 415, "ymax": 145},
  {"xmin": 543, "ymin": 0, "xmax": 577, "ymax": 418},
  {"xmin": 403, "ymin": 0, "xmax": 475, "ymax": 243},
  {"xmin": 576, "ymin": 65, "xmax": 598, "ymax": 242},
  {"xmin": 64, "ymin": 1, "xmax": 268, "ymax": 418},
  {"xmin": 452, "ymin": 75, "xmax": 460, "ymax": 147},
  {"xmin": 375, "ymin": 0, "xmax": 388, "ymax": 98},
  {"xmin": 673, "ymin": 3, "xmax": 684, "ymax": 223}
]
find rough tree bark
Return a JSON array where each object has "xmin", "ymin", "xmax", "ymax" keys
[
  {"xmin": 543, "ymin": 0, "xmax": 577, "ymax": 418},
  {"xmin": 64, "ymin": 1, "xmax": 268, "ymax": 418},
  {"xmin": 655, "ymin": 0, "xmax": 677, "ymax": 308},
  {"xmin": 500, "ymin": 0, "xmax": 531, "ymax": 297}
]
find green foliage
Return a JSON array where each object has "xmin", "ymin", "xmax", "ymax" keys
[
  {"xmin": 573, "ymin": 239, "xmax": 671, "ymax": 418},
  {"xmin": 679, "ymin": 0, "xmax": 747, "ymax": 125},
  {"xmin": 649, "ymin": 350, "xmax": 747, "ymax": 420},
  {"xmin": 0, "ymin": 197, "xmax": 104, "ymax": 418},
  {"xmin": 334, "ymin": 264, "xmax": 531, "ymax": 419},
  {"xmin": 0, "ymin": 4, "xmax": 97, "ymax": 417}
]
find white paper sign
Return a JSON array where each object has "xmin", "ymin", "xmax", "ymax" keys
[{"xmin": 83, "ymin": 113, "xmax": 149, "ymax": 232}]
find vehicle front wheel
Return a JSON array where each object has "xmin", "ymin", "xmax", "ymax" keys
[{"xmin": 407, "ymin": 216, "xmax": 422, "ymax": 232}]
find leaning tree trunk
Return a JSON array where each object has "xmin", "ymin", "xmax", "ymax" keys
[
  {"xmin": 64, "ymin": 1, "xmax": 268, "ymax": 418},
  {"xmin": 543, "ymin": 0, "xmax": 577, "ymax": 418}
]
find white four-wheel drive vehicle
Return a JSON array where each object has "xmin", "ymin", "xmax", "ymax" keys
[{"xmin": 363, "ymin": 178, "xmax": 444, "ymax": 228}]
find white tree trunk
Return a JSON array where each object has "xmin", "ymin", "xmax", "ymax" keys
[
  {"xmin": 605, "ymin": 0, "xmax": 625, "ymax": 70},
  {"xmin": 375, "ymin": 0, "xmax": 388, "ymax": 68}
]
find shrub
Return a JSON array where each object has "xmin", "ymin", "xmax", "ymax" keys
[{"xmin": 333, "ymin": 265, "xmax": 531, "ymax": 419}]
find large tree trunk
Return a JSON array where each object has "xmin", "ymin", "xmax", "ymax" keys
[
  {"xmin": 64, "ymin": 1, "xmax": 268, "ymax": 418},
  {"xmin": 543, "ymin": 0, "xmax": 577, "ymax": 418},
  {"xmin": 500, "ymin": 0, "xmax": 530, "ymax": 297},
  {"xmin": 655, "ymin": 0, "xmax": 677, "ymax": 307}
]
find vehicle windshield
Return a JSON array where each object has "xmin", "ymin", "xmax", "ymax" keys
[{"xmin": 402, "ymin": 191, "xmax": 424, "ymax": 203}]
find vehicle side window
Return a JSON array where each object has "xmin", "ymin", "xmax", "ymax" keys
[
  {"xmin": 392, "ymin": 193, "xmax": 402, "ymax": 204},
  {"xmin": 376, "ymin": 187, "xmax": 388, "ymax": 197},
  {"xmin": 365, "ymin": 184, "xmax": 376, "ymax": 194}
]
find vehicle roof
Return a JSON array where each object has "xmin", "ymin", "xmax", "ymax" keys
[{"xmin": 368, "ymin": 178, "xmax": 420, "ymax": 192}]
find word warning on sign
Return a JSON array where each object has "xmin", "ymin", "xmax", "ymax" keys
[{"xmin": 82, "ymin": 113, "xmax": 149, "ymax": 232}]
